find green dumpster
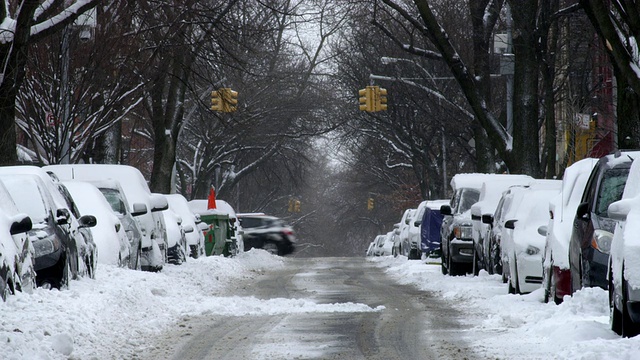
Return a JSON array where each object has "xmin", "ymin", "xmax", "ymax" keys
[{"xmin": 200, "ymin": 212, "xmax": 230, "ymax": 256}]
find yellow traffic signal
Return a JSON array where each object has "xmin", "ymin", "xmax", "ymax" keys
[
  {"xmin": 359, "ymin": 87, "xmax": 373, "ymax": 112},
  {"xmin": 294, "ymin": 200, "xmax": 301, "ymax": 212},
  {"xmin": 221, "ymin": 88, "xmax": 238, "ymax": 112},
  {"xmin": 377, "ymin": 87, "xmax": 387, "ymax": 111},
  {"xmin": 367, "ymin": 197, "xmax": 374, "ymax": 211},
  {"xmin": 210, "ymin": 90, "xmax": 222, "ymax": 111}
]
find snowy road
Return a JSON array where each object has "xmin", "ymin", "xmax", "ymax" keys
[{"xmin": 142, "ymin": 258, "xmax": 477, "ymax": 360}]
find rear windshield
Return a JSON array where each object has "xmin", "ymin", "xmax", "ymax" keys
[
  {"xmin": 456, "ymin": 188, "xmax": 481, "ymax": 214},
  {"xmin": 595, "ymin": 167, "xmax": 629, "ymax": 217},
  {"xmin": 99, "ymin": 188, "xmax": 127, "ymax": 215}
]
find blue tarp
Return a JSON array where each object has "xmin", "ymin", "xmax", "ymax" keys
[{"xmin": 421, "ymin": 207, "xmax": 443, "ymax": 255}]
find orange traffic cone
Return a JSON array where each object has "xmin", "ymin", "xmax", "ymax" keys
[{"xmin": 207, "ymin": 186, "xmax": 217, "ymax": 209}]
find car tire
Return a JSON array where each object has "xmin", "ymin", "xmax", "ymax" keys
[
  {"xmin": 441, "ymin": 250, "xmax": 448, "ymax": 275},
  {"xmin": 622, "ymin": 279, "xmax": 640, "ymax": 337},
  {"xmin": 543, "ymin": 264, "xmax": 551, "ymax": 303},
  {"xmin": 262, "ymin": 242, "xmax": 279, "ymax": 255},
  {"xmin": 408, "ymin": 249, "xmax": 419, "ymax": 260},
  {"xmin": 59, "ymin": 251, "xmax": 71, "ymax": 290},
  {"xmin": 610, "ymin": 270, "xmax": 623, "ymax": 336},
  {"xmin": 0, "ymin": 264, "xmax": 13, "ymax": 302},
  {"xmin": 472, "ymin": 247, "xmax": 480, "ymax": 276},
  {"xmin": 135, "ymin": 246, "xmax": 142, "ymax": 271}
]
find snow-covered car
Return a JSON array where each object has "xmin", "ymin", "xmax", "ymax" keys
[
  {"xmin": 63, "ymin": 181, "xmax": 133, "ymax": 268},
  {"xmin": 86, "ymin": 179, "xmax": 144, "ymax": 270},
  {"xmin": 165, "ymin": 194, "xmax": 205, "ymax": 258},
  {"xmin": 371, "ymin": 235, "xmax": 386, "ymax": 256},
  {"xmin": 420, "ymin": 199, "xmax": 449, "ymax": 259},
  {"xmin": 45, "ymin": 164, "xmax": 169, "ymax": 272},
  {"xmin": 0, "ymin": 174, "xmax": 92, "ymax": 289},
  {"xmin": 0, "ymin": 180, "xmax": 34, "ymax": 301},
  {"xmin": 366, "ymin": 240, "xmax": 376, "ymax": 257},
  {"xmin": 397, "ymin": 208, "xmax": 415, "ymax": 257},
  {"xmin": 0, "ymin": 166, "xmax": 98, "ymax": 283},
  {"xmin": 161, "ymin": 207, "xmax": 188, "ymax": 265},
  {"xmin": 469, "ymin": 175, "xmax": 534, "ymax": 275},
  {"xmin": 539, "ymin": 158, "xmax": 597, "ymax": 304},
  {"xmin": 237, "ymin": 214, "xmax": 295, "ymax": 256},
  {"xmin": 406, "ymin": 204, "xmax": 427, "ymax": 260},
  {"xmin": 500, "ymin": 180, "xmax": 562, "ymax": 294},
  {"xmin": 607, "ymin": 155, "xmax": 640, "ymax": 337},
  {"xmin": 569, "ymin": 151, "xmax": 640, "ymax": 293},
  {"xmin": 375, "ymin": 231, "xmax": 395, "ymax": 257},
  {"xmin": 441, "ymin": 174, "xmax": 496, "ymax": 276}
]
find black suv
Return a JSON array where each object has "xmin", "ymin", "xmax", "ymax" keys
[
  {"xmin": 569, "ymin": 151, "xmax": 640, "ymax": 293},
  {"xmin": 440, "ymin": 187, "xmax": 481, "ymax": 276},
  {"xmin": 237, "ymin": 214, "xmax": 295, "ymax": 256}
]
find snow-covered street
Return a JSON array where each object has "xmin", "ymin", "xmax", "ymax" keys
[{"xmin": 2, "ymin": 251, "xmax": 639, "ymax": 359}]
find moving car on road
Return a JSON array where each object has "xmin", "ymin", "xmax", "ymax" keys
[{"xmin": 237, "ymin": 214, "xmax": 295, "ymax": 256}]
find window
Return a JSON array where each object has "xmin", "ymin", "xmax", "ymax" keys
[{"xmin": 595, "ymin": 168, "xmax": 629, "ymax": 217}]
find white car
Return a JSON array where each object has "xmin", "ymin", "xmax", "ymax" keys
[
  {"xmin": 0, "ymin": 180, "xmax": 35, "ymax": 300},
  {"xmin": 63, "ymin": 181, "xmax": 132, "ymax": 268},
  {"xmin": 406, "ymin": 204, "xmax": 427, "ymax": 260},
  {"xmin": 397, "ymin": 209, "xmax": 415, "ymax": 257},
  {"xmin": 500, "ymin": 180, "xmax": 562, "ymax": 294},
  {"xmin": 607, "ymin": 156, "xmax": 640, "ymax": 337},
  {"xmin": 165, "ymin": 194, "xmax": 205, "ymax": 258},
  {"xmin": 161, "ymin": 207, "xmax": 188, "ymax": 265},
  {"xmin": 45, "ymin": 164, "xmax": 168, "ymax": 272},
  {"xmin": 540, "ymin": 158, "xmax": 597, "ymax": 304},
  {"xmin": 469, "ymin": 175, "xmax": 534, "ymax": 274}
]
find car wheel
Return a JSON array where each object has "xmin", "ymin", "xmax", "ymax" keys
[
  {"xmin": 543, "ymin": 264, "xmax": 551, "ymax": 303},
  {"xmin": 262, "ymin": 242, "xmax": 279, "ymax": 255},
  {"xmin": 408, "ymin": 249, "xmax": 418, "ymax": 260},
  {"xmin": 135, "ymin": 246, "xmax": 142, "ymax": 271},
  {"xmin": 472, "ymin": 247, "xmax": 479, "ymax": 276},
  {"xmin": 441, "ymin": 249, "xmax": 448, "ymax": 275},
  {"xmin": 622, "ymin": 279, "xmax": 640, "ymax": 337},
  {"xmin": 610, "ymin": 270, "xmax": 622, "ymax": 336},
  {"xmin": 0, "ymin": 264, "xmax": 13, "ymax": 302},
  {"xmin": 59, "ymin": 252, "xmax": 71, "ymax": 290}
]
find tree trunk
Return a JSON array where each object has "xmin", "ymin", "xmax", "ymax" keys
[{"xmin": 615, "ymin": 69, "xmax": 640, "ymax": 149}]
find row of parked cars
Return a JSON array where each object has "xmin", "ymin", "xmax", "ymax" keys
[
  {"xmin": 367, "ymin": 150, "xmax": 640, "ymax": 338},
  {"xmin": 0, "ymin": 164, "xmax": 297, "ymax": 301}
]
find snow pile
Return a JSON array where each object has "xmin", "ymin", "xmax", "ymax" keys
[{"xmin": 371, "ymin": 256, "xmax": 640, "ymax": 359}]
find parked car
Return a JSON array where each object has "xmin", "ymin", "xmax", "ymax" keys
[
  {"xmin": 161, "ymin": 207, "xmax": 188, "ymax": 265},
  {"xmin": 86, "ymin": 179, "xmax": 144, "ymax": 270},
  {"xmin": 63, "ymin": 181, "xmax": 133, "ymax": 268},
  {"xmin": 372, "ymin": 234, "xmax": 387, "ymax": 256},
  {"xmin": 0, "ymin": 174, "xmax": 85, "ymax": 289},
  {"xmin": 420, "ymin": 199, "xmax": 449, "ymax": 259},
  {"xmin": 569, "ymin": 151, "xmax": 640, "ymax": 293},
  {"xmin": 440, "ymin": 174, "xmax": 487, "ymax": 276},
  {"xmin": 377, "ymin": 231, "xmax": 396, "ymax": 257},
  {"xmin": 0, "ymin": 166, "xmax": 98, "ymax": 284},
  {"xmin": 237, "ymin": 214, "xmax": 295, "ymax": 256},
  {"xmin": 165, "ymin": 194, "xmax": 205, "ymax": 259},
  {"xmin": 501, "ymin": 180, "xmax": 562, "ymax": 294},
  {"xmin": 366, "ymin": 240, "xmax": 376, "ymax": 257},
  {"xmin": 470, "ymin": 175, "xmax": 534, "ymax": 275},
  {"xmin": 397, "ymin": 209, "xmax": 415, "ymax": 257},
  {"xmin": 45, "ymin": 164, "xmax": 169, "ymax": 272},
  {"xmin": 0, "ymin": 180, "xmax": 34, "ymax": 301},
  {"xmin": 539, "ymin": 158, "xmax": 597, "ymax": 304},
  {"xmin": 608, "ymin": 156, "xmax": 640, "ymax": 337},
  {"xmin": 407, "ymin": 204, "xmax": 427, "ymax": 260}
]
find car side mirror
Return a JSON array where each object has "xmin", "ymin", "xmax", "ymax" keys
[
  {"xmin": 414, "ymin": 220, "xmax": 422, "ymax": 226},
  {"xmin": 505, "ymin": 219, "xmax": 517, "ymax": 230},
  {"xmin": 440, "ymin": 205, "xmax": 452, "ymax": 216},
  {"xmin": 150, "ymin": 194, "xmax": 169, "ymax": 212},
  {"xmin": 131, "ymin": 203, "xmax": 148, "ymax": 217},
  {"xmin": 576, "ymin": 202, "xmax": 590, "ymax": 220},
  {"xmin": 56, "ymin": 208, "xmax": 70, "ymax": 225},
  {"xmin": 608, "ymin": 199, "xmax": 632, "ymax": 221},
  {"xmin": 183, "ymin": 225, "xmax": 194, "ymax": 233},
  {"xmin": 10, "ymin": 214, "xmax": 32, "ymax": 235},
  {"xmin": 537, "ymin": 225, "xmax": 548, "ymax": 237},
  {"xmin": 78, "ymin": 215, "xmax": 97, "ymax": 228},
  {"xmin": 482, "ymin": 214, "xmax": 494, "ymax": 224}
]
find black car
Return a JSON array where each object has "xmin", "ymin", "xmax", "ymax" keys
[
  {"xmin": 569, "ymin": 151, "xmax": 640, "ymax": 293},
  {"xmin": 237, "ymin": 214, "xmax": 295, "ymax": 256},
  {"xmin": 440, "ymin": 187, "xmax": 480, "ymax": 276}
]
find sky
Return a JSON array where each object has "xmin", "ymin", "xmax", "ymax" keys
[{"xmin": 2, "ymin": 250, "xmax": 639, "ymax": 359}]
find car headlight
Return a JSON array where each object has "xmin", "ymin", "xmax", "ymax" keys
[
  {"xmin": 453, "ymin": 225, "xmax": 473, "ymax": 240},
  {"xmin": 33, "ymin": 235, "xmax": 60, "ymax": 258},
  {"xmin": 525, "ymin": 245, "xmax": 540, "ymax": 256},
  {"xmin": 592, "ymin": 230, "xmax": 613, "ymax": 254}
]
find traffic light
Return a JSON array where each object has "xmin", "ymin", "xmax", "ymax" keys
[
  {"xmin": 210, "ymin": 90, "xmax": 222, "ymax": 111},
  {"xmin": 367, "ymin": 197, "xmax": 374, "ymax": 211},
  {"xmin": 359, "ymin": 87, "xmax": 373, "ymax": 112},
  {"xmin": 376, "ymin": 87, "xmax": 388, "ymax": 111},
  {"xmin": 294, "ymin": 200, "xmax": 301, "ymax": 212},
  {"xmin": 222, "ymin": 88, "xmax": 238, "ymax": 112}
]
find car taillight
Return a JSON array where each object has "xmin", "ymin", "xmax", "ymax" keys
[{"xmin": 283, "ymin": 229, "xmax": 294, "ymax": 236}]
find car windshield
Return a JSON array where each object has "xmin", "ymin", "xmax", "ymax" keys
[
  {"xmin": 456, "ymin": 188, "xmax": 481, "ymax": 214},
  {"xmin": 2, "ymin": 178, "xmax": 48, "ymax": 223},
  {"xmin": 99, "ymin": 187, "xmax": 127, "ymax": 215},
  {"xmin": 595, "ymin": 167, "xmax": 629, "ymax": 217}
]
